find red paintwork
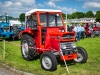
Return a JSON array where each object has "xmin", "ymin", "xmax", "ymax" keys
[
  {"xmin": 93, "ymin": 27, "xmax": 99, "ymax": 31},
  {"xmin": 60, "ymin": 53, "xmax": 77, "ymax": 61},
  {"xmin": 43, "ymin": 28, "xmax": 76, "ymax": 52},
  {"xmin": 84, "ymin": 25, "xmax": 91, "ymax": 35},
  {"xmin": 83, "ymin": 22, "xmax": 91, "ymax": 35},
  {"xmin": 21, "ymin": 10, "xmax": 77, "ymax": 61}
]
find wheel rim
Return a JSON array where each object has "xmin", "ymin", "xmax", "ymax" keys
[
  {"xmin": 42, "ymin": 56, "xmax": 52, "ymax": 69},
  {"xmin": 22, "ymin": 40, "xmax": 29, "ymax": 57},
  {"xmin": 74, "ymin": 53, "xmax": 83, "ymax": 62}
]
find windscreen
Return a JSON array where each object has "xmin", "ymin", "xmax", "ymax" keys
[
  {"xmin": 27, "ymin": 14, "xmax": 37, "ymax": 28},
  {"xmin": 40, "ymin": 13, "xmax": 63, "ymax": 27},
  {"xmin": 0, "ymin": 16, "xmax": 6, "ymax": 22}
]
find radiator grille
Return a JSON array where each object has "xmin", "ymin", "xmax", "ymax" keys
[{"xmin": 60, "ymin": 42, "xmax": 77, "ymax": 55}]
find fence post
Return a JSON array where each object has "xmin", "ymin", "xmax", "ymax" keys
[{"xmin": 3, "ymin": 40, "xmax": 5, "ymax": 60}]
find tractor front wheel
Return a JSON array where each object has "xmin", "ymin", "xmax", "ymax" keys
[
  {"xmin": 40, "ymin": 52, "xmax": 57, "ymax": 71},
  {"xmin": 74, "ymin": 46, "xmax": 88, "ymax": 63}
]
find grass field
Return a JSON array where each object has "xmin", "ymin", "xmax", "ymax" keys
[{"xmin": 0, "ymin": 37, "xmax": 100, "ymax": 75}]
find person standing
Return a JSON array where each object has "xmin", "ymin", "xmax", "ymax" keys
[
  {"xmin": 76, "ymin": 24, "xmax": 82, "ymax": 41},
  {"xmin": 73, "ymin": 24, "xmax": 81, "ymax": 41},
  {"xmin": 81, "ymin": 25, "xmax": 86, "ymax": 39}
]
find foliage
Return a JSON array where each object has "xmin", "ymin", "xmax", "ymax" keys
[
  {"xmin": 62, "ymin": 13, "xmax": 66, "ymax": 20},
  {"xmin": 95, "ymin": 10, "xmax": 100, "ymax": 17},
  {"xmin": 95, "ymin": 10, "xmax": 100, "ymax": 22},
  {"xmin": 19, "ymin": 13, "xmax": 25, "ymax": 22},
  {"xmin": 62, "ymin": 10, "xmax": 94, "ymax": 19},
  {"xmin": 71, "ymin": 12, "xmax": 77, "ymax": 19},
  {"xmin": 9, "ymin": 16, "xmax": 13, "ymax": 19},
  {"xmin": 78, "ymin": 12, "xmax": 85, "ymax": 18},
  {"xmin": 85, "ymin": 10, "xmax": 94, "ymax": 18},
  {"xmin": 0, "ymin": 37, "xmax": 100, "ymax": 75},
  {"xmin": 67, "ymin": 14, "xmax": 72, "ymax": 19},
  {"xmin": 71, "ymin": 12, "xmax": 85, "ymax": 19}
]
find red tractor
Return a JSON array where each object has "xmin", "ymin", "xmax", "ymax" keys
[
  {"xmin": 20, "ymin": 9, "xmax": 88, "ymax": 71},
  {"xmin": 83, "ymin": 22, "xmax": 100, "ymax": 37},
  {"xmin": 91, "ymin": 23, "xmax": 100, "ymax": 37}
]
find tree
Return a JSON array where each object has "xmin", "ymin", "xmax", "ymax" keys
[
  {"xmin": 77, "ymin": 12, "xmax": 85, "ymax": 18},
  {"xmin": 9, "ymin": 16, "xmax": 13, "ymax": 19},
  {"xmin": 95, "ymin": 10, "xmax": 100, "ymax": 17},
  {"xmin": 67, "ymin": 14, "xmax": 72, "ymax": 19},
  {"xmin": 71, "ymin": 12, "xmax": 85, "ymax": 19},
  {"xmin": 71, "ymin": 12, "xmax": 77, "ymax": 19},
  {"xmin": 85, "ymin": 11, "xmax": 94, "ymax": 18},
  {"xmin": 95, "ymin": 11, "xmax": 100, "ymax": 22},
  {"xmin": 62, "ymin": 13, "xmax": 66, "ymax": 20},
  {"xmin": 19, "ymin": 13, "xmax": 25, "ymax": 22}
]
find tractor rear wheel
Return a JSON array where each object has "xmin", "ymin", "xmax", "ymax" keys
[
  {"xmin": 40, "ymin": 52, "xmax": 57, "ymax": 71},
  {"xmin": 74, "ymin": 46, "xmax": 88, "ymax": 63},
  {"xmin": 21, "ymin": 34, "xmax": 36, "ymax": 61}
]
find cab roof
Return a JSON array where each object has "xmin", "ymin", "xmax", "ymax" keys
[{"xmin": 25, "ymin": 9, "xmax": 62, "ymax": 16}]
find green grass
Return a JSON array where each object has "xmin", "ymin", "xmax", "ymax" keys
[{"xmin": 0, "ymin": 37, "xmax": 100, "ymax": 75}]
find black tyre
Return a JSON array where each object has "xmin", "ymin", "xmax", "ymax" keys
[
  {"xmin": 74, "ymin": 46, "xmax": 88, "ymax": 63},
  {"xmin": 40, "ymin": 52, "xmax": 57, "ymax": 71},
  {"xmin": 21, "ymin": 34, "xmax": 36, "ymax": 61}
]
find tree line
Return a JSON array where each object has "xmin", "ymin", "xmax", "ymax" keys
[
  {"xmin": 62, "ymin": 10, "xmax": 100, "ymax": 22},
  {"xmin": 18, "ymin": 10, "xmax": 100, "ymax": 22}
]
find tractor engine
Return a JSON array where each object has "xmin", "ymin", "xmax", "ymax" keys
[{"xmin": 43, "ymin": 28, "xmax": 77, "ymax": 61}]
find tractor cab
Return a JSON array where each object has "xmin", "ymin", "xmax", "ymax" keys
[
  {"xmin": 0, "ymin": 14, "xmax": 13, "ymax": 38},
  {"xmin": 0, "ymin": 14, "xmax": 10, "ymax": 30},
  {"xmin": 21, "ymin": 9, "xmax": 88, "ymax": 71},
  {"xmin": 24, "ymin": 9, "xmax": 76, "ymax": 49}
]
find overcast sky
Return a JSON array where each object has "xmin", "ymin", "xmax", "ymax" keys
[{"xmin": 0, "ymin": 0, "xmax": 100, "ymax": 18}]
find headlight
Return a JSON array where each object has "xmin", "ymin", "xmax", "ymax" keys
[
  {"xmin": 60, "ymin": 44, "xmax": 66, "ymax": 49},
  {"xmin": 60, "ymin": 42, "xmax": 76, "ymax": 50},
  {"xmin": 71, "ymin": 43, "xmax": 76, "ymax": 48}
]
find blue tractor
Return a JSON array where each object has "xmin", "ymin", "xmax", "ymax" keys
[{"xmin": 0, "ymin": 13, "xmax": 24, "ymax": 40}]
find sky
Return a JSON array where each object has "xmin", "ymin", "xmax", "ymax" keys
[{"xmin": 0, "ymin": 0, "xmax": 100, "ymax": 18}]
